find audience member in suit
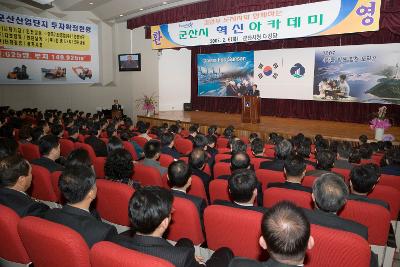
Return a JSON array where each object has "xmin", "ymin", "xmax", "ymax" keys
[
  {"xmin": 31, "ymin": 135, "xmax": 64, "ymax": 173},
  {"xmin": 334, "ymin": 141, "xmax": 353, "ymax": 169},
  {"xmin": 348, "ymin": 164, "xmax": 389, "ymax": 210},
  {"xmin": 111, "ymin": 99, "xmax": 122, "ymax": 110},
  {"xmin": 67, "ymin": 126, "xmax": 80, "ymax": 143},
  {"xmin": 120, "ymin": 131, "xmax": 144, "ymax": 159},
  {"xmin": 160, "ymin": 132, "xmax": 181, "ymax": 159},
  {"xmin": 259, "ymin": 139, "xmax": 292, "ymax": 171},
  {"xmin": 187, "ymin": 125, "xmax": 198, "ymax": 142},
  {"xmin": 105, "ymin": 148, "xmax": 138, "ymax": 187},
  {"xmin": 51, "ymin": 123, "xmax": 64, "ymax": 138},
  {"xmin": 30, "ymin": 127, "xmax": 44, "ymax": 145},
  {"xmin": 206, "ymin": 134, "xmax": 218, "ymax": 159},
  {"xmin": 0, "ymin": 155, "xmax": 49, "ymax": 217},
  {"xmin": 380, "ymin": 148, "xmax": 400, "ymax": 176},
  {"xmin": 141, "ymin": 139, "xmax": 167, "ymax": 176},
  {"xmin": 207, "ymin": 125, "xmax": 219, "ymax": 138},
  {"xmin": 43, "ymin": 165, "xmax": 117, "ymax": 248},
  {"xmin": 0, "ymin": 137, "xmax": 19, "ymax": 159},
  {"xmin": 85, "ymin": 123, "xmax": 108, "ymax": 157},
  {"xmin": 230, "ymin": 202, "xmax": 314, "ymax": 267},
  {"xmin": 106, "ymin": 136, "xmax": 124, "ymax": 154},
  {"xmin": 136, "ymin": 121, "xmax": 152, "ymax": 141},
  {"xmin": 64, "ymin": 148, "xmax": 93, "ymax": 169},
  {"xmin": 18, "ymin": 124, "xmax": 33, "ymax": 144},
  {"xmin": 251, "ymin": 138, "xmax": 273, "ymax": 160},
  {"xmin": 246, "ymin": 84, "xmax": 260, "ymax": 97},
  {"xmin": 168, "ymin": 160, "xmax": 206, "ymax": 229},
  {"xmin": 267, "ymin": 155, "xmax": 312, "ymax": 193},
  {"xmin": 359, "ymin": 143, "xmax": 373, "ymax": 161},
  {"xmin": 112, "ymin": 186, "xmax": 234, "ymax": 267},
  {"xmin": 248, "ymin": 133, "xmax": 259, "ymax": 145},
  {"xmin": 218, "ymin": 152, "xmax": 263, "ymax": 206},
  {"xmin": 214, "ymin": 169, "xmax": 266, "ymax": 213},
  {"xmin": 305, "ymin": 150, "xmax": 336, "ymax": 177},
  {"xmin": 37, "ymin": 120, "xmax": 51, "ymax": 135},
  {"xmin": 189, "ymin": 148, "xmax": 212, "ymax": 201},
  {"xmin": 106, "ymin": 125, "xmax": 118, "ymax": 139},
  {"xmin": 194, "ymin": 134, "xmax": 215, "ymax": 167}
]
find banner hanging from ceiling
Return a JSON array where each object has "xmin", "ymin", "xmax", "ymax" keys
[
  {"xmin": 197, "ymin": 43, "xmax": 400, "ymax": 105},
  {"xmin": 151, "ymin": 0, "xmax": 381, "ymax": 50},
  {"xmin": 0, "ymin": 11, "xmax": 99, "ymax": 84}
]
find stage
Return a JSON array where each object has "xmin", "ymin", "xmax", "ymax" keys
[{"xmin": 138, "ymin": 111, "xmax": 399, "ymax": 145}]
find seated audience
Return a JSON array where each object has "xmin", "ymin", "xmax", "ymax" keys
[
  {"xmin": 248, "ymin": 133, "xmax": 258, "ymax": 144},
  {"xmin": 112, "ymin": 186, "xmax": 233, "ymax": 267},
  {"xmin": 189, "ymin": 148, "xmax": 212, "ymax": 199},
  {"xmin": 215, "ymin": 169, "xmax": 265, "ymax": 212},
  {"xmin": 64, "ymin": 148, "xmax": 92, "ymax": 168},
  {"xmin": 230, "ymin": 201, "xmax": 314, "ymax": 267},
  {"xmin": 105, "ymin": 148, "xmax": 136, "ymax": 187},
  {"xmin": 136, "ymin": 121, "xmax": 152, "ymax": 141},
  {"xmin": 43, "ymin": 165, "xmax": 117, "ymax": 248},
  {"xmin": 85, "ymin": 123, "xmax": 108, "ymax": 157},
  {"xmin": 0, "ymin": 123, "xmax": 15, "ymax": 139},
  {"xmin": 207, "ymin": 125, "xmax": 218, "ymax": 137},
  {"xmin": 67, "ymin": 126, "xmax": 80, "ymax": 143},
  {"xmin": 51, "ymin": 124, "xmax": 64, "ymax": 138},
  {"xmin": 160, "ymin": 132, "xmax": 181, "ymax": 159},
  {"xmin": 348, "ymin": 164, "xmax": 389, "ymax": 209},
  {"xmin": 106, "ymin": 125, "xmax": 118, "ymax": 138},
  {"xmin": 335, "ymin": 141, "xmax": 353, "ymax": 169},
  {"xmin": 18, "ymin": 124, "xmax": 33, "ymax": 144},
  {"xmin": 260, "ymin": 139, "xmax": 292, "ymax": 171},
  {"xmin": 0, "ymin": 138, "xmax": 18, "ymax": 159},
  {"xmin": 37, "ymin": 120, "xmax": 51, "ymax": 135},
  {"xmin": 31, "ymin": 127, "xmax": 44, "ymax": 145},
  {"xmin": 380, "ymin": 148, "xmax": 400, "ymax": 176},
  {"xmin": 106, "ymin": 136, "xmax": 123, "ymax": 154},
  {"xmin": 141, "ymin": 139, "xmax": 167, "ymax": 175},
  {"xmin": 359, "ymin": 143, "xmax": 373, "ymax": 160},
  {"xmin": 359, "ymin": 134, "xmax": 368, "ymax": 146},
  {"xmin": 267, "ymin": 155, "xmax": 312, "ymax": 193},
  {"xmin": 187, "ymin": 125, "xmax": 198, "ymax": 141},
  {"xmin": 31, "ymin": 135, "xmax": 64, "ymax": 173},
  {"xmin": 349, "ymin": 148, "xmax": 361, "ymax": 164},
  {"xmin": 168, "ymin": 160, "xmax": 206, "ymax": 227},
  {"xmin": 206, "ymin": 134, "xmax": 218, "ymax": 158},
  {"xmin": 251, "ymin": 138, "xmax": 270, "ymax": 159},
  {"xmin": 305, "ymin": 150, "xmax": 335, "ymax": 177},
  {"xmin": 0, "ymin": 155, "xmax": 49, "ymax": 217}
]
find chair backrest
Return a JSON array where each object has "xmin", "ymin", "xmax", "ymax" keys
[
  {"xmin": 0, "ymin": 205, "xmax": 30, "ymax": 264},
  {"xmin": 159, "ymin": 153, "xmax": 175, "ymax": 168},
  {"xmin": 339, "ymin": 199, "xmax": 390, "ymax": 245},
  {"xmin": 378, "ymin": 174, "xmax": 400, "ymax": 192},
  {"xmin": 216, "ymin": 137, "xmax": 229, "ymax": 149},
  {"xmin": 50, "ymin": 171, "xmax": 63, "ymax": 203},
  {"xmin": 74, "ymin": 142, "xmax": 97, "ymax": 163},
  {"xmin": 217, "ymin": 148, "xmax": 230, "ymax": 154},
  {"xmin": 18, "ymin": 216, "xmax": 91, "ymax": 267},
  {"xmin": 59, "ymin": 139, "xmax": 75, "ymax": 158},
  {"xmin": 180, "ymin": 129, "xmax": 190, "ymax": 138},
  {"xmin": 100, "ymin": 138, "xmax": 109, "ymax": 144},
  {"xmin": 93, "ymin": 157, "xmax": 106, "ymax": 179},
  {"xmin": 187, "ymin": 175, "xmax": 208, "ymax": 204},
  {"xmin": 213, "ymin": 162, "xmax": 231, "ymax": 179},
  {"xmin": 215, "ymin": 154, "xmax": 231, "ymax": 163},
  {"xmin": 133, "ymin": 163, "xmax": 164, "ymax": 187},
  {"xmin": 132, "ymin": 136, "xmax": 148, "ymax": 148},
  {"xmin": 301, "ymin": 176, "xmax": 317, "ymax": 188},
  {"xmin": 95, "ymin": 179, "xmax": 134, "ymax": 227},
  {"xmin": 90, "ymin": 241, "xmax": 174, "ymax": 267},
  {"xmin": 263, "ymin": 188, "xmax": 314, "ymax": 210},
  {"xmin": 255, "ymin": 169, "xmax": 285, "ymax": 190},
  {"xmin": 166, "ymin": 197, "xmax": 205, "ymax": 245},
  {"xmin": 174, "ymin": 138, "xmax": 193, "ymax": 155},
  {"xmin": 305, "ymin": 224, "xmax": 371, "ymax": 267},
  {"xmin": 209, "ymin": 179, "xmax": 230, "ymax": 204},
  {"xmin": 331, "ymin": 168, "xmax": 350, "ymax": 184},
  {"xmin": 122, "ymin": 141, "xmax": 139, "ymax": 161},
  {"xmin": 204, "ymin": 205, "xmax": 266, "ymax": 260},
  {"xmin": 30, "ymin": 164, "xmax": 59, "ymax": 202},
  {"xmin": 20, "ymin": 143, "xmax": 40, "ymax": 162},
  {"xmin": 250, "ymin": 158, "xmax": 269, "ymax": 170},
  {"xmin": 368, "ymin": 185, "xmax": 400, "ymax": 220}
]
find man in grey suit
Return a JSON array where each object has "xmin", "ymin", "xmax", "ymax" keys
[
  {"xmin": 141, "ymin": 139, "xmax": 167, "ymax": 175},
  {"xmin": 229, "ymin": 201, "xmax": 314, "ymax": 267}
]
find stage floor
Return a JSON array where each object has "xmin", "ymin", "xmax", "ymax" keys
[{"xmin": 138, "ymin": 111, "xmax": 399, "ymax": 143}]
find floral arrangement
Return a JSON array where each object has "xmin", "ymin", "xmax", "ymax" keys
[
  {"xmin": 136, "ymin": 93, "xmax": 158, "ymax": 114},
  {"xmin": 370, "ymin": 106, "xmax": 391, "ymax": 130}
]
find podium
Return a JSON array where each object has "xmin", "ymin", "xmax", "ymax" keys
[
  {"xmin": 111, "ymin": 109, "xmax": 122, "ymax": 119},
  {"xmin": 241, "ymin": 96, "xmax": 260, "ymax": 123}
]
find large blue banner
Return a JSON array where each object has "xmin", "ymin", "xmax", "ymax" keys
[{"xmin": 197, "ymin": 51, "xmax": 254, "ymax": 97}]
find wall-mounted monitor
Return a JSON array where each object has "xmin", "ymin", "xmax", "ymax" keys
[{"xmin": 118, "ymin": 53, "xmax": 141, "ymax": 71}]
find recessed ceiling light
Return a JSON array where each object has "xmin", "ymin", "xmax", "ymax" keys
[
  {"xmin": 89, "ymin": 2, "xmax": 94, "ymax": 5},
  {"xmin": 162, "ymin": 1, "xmax": 168, "ymax": 4},
  {"xmin": 119, "ymin": 14, "xmax": 124, "ymax": 17},
  {"xmin": 139, "ymin": 8, "xmax": 144, "ymax": 11}
]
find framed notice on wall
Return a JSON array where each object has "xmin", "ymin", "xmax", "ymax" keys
[{"xmin": 0, "ymin": 11, "xmax": 99, "ymax": 84}]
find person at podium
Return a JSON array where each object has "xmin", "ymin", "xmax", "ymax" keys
[
  {"xmin": 246, "ymin": 84, "xmax": 260, "ymax": 96},
  {"xmin": 112, "ymin": 99, "xmax": 122, "ymax": 110}
]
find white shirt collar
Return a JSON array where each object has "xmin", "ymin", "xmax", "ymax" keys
[{"xmin": 233, "ymin": 201, "xmax": 254, "ymax": 207}]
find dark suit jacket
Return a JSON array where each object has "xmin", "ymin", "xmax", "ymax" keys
[
  {"xmin": 247, "ymin": 89, "xmax": 260, "ymax": 97},
  {"xmin": 259, "ymin": 159, "xmax": 285, "ymax": 171},
  {"xmin": 229, "ymin": 257, "xmax": 299, "ymax": 267},
  {"xmin": 334, "ymin": 159, "xmax": 353, "ymax": 169},
  {"xmin": 31, "ymin": 157, "xmax": 64, "ymax": 173},
  {"xmin": 172, "ymin": 190, "xmax": 206, "ymax": 230},
  {"xmin": 267, "ymin": 181, "xmax": 312, "ymax": 193},
  {"xmin": 112, "ymin": 104, "xmax": 122, "ymax": 110},
  {"xmin": 216, "ymin": 175, "xmax": 263, "ymax": 206},
  {"xmin": 380, "ymin": 165, "xmax": 400, "ymax": 176},
  {"xmin": 303, "ymin": 209, "xmax": 368, "ymax": 240},
  {"xmin": 43, "ymin": 205, "xmax": 117, "ymax": 248},
  {"xmin": 0, "ymin": 187, "xmax": 49, "ymax": 217},
  {"xmin": 190, "ymin": 167, "xmax": 212, "ymax": 199},
  {"xmin": 305, "ymin": 169, "xmax": 332, "ymax": 177},
  {"xmin": 213, "ymin": 200, "xmax": 267, "ymax": 213},
  {"xmin": 161, "ymin": 146, "xmax": 181, "ymax": 159},
  {"xmin": 348, "ymin": 194, "xmax": 389, "ymax": 210},
  {"xmin": 112, "ymin": 234, "xmax": 203, "ymax": 267},
  {"xmin": 85, "ymin": 135, "xmax": 108, "ymax": 157}
]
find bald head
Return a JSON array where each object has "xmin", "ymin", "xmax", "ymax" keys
[
  {"xmin": 262, "ymin": 201, "xmax": 311, "ymax": 263},
  {"xmin": 231, "ymin": 152, "xmax": 250, "ymax": 171},
  {"xmin": 312, "ymin": 173, "xmax": 348, "ymax": 213}
]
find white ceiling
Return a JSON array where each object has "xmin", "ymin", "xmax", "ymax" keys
[{"xmin": 52, "ymin": 0, "xmax": 207, "ymax": 22}]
